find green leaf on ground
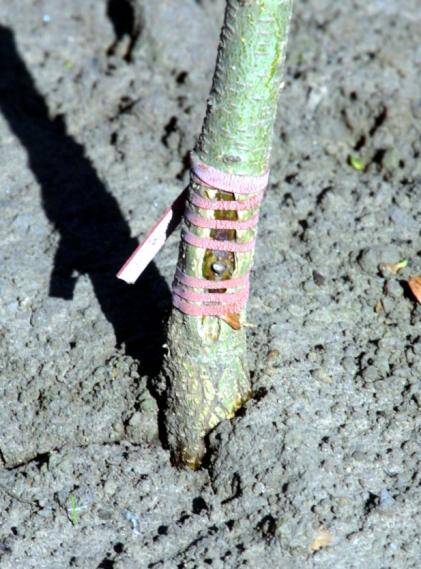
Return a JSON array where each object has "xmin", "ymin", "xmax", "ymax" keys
[{"xmin": 349, "ymin": 155, "xmax": 365, "ymax": 171}]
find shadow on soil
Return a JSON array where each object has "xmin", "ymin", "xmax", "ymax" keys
[{"xmin": 0, "ymin": 25, "xmax": 171, "ymax": 443}]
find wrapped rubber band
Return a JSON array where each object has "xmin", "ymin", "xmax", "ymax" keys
[
  {"xmin": 172, "ymin": 155, "xmax": 269, "ymax": 317},
  {"xmin": 190, "ymin": 153, "xmax": 269, "ymax": 194},
  {"xmin": 116, "ymin": 157, "xmax": 267, "ymax": 298},
  {"xmin": 173, "ymin": 286, "xmax": 249, "ymax": 304},
  {"xmin": 172, "ymin": 295, "xmax": 247, "ymax": 317},
  {"xmin": 185, "ymin": 210, "xmax": 259, "ymax": 230},
  {"xmin": 172, "ymin": 268, "xmax": 250, "ymax": 316},
  {"xmin": 189, "ymin": 190, "xmax": 263, "ymax": 211},
  {"xmin": 182, "ymin": 230, "xmax": 255, "ymax": 253}
]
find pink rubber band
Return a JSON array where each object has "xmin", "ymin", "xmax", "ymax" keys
[
  {"xmin": 189, "ymin": 190, "xmax": 263, "ymax": 211},
  {"xmin": 171, "ymin": 155, "xmax": 269, "ymax": 317},
  {"xmin": 185, "ymin": 210, "xmax": 259, "ymax": 230},
  {"xmin": 172, "ymin": 266, "xmax": 249, "ymax": 316},
  {"xmin": 191, "ymin": 153, "xmax": 269, "ymax": 194},
  {"xmin": 182, "ymin": 230, "xmax": 255, "ymax": 253},
  {"xmin": 173, "ymin": 285, "xmax": 249, "ymax": 304},
  {"xmin": 172, "ymin": 296, "xmax": 247, "ymax": 317},
  {"xmin": 174, "ymin": 268, "xmax": 249, "ymax": 289}
]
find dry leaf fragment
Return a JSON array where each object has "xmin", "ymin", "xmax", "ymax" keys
[
  {"xmin": 379, "ymin": 259, "xmax": 408, "ymax": 276},
  {"xmin": 266, "ymin": 349, "xmax": 280, "ymax": 361},
  {"xmin": 309, "ymin": 527, "xmax": 333, "ymax": 552},
  {"xmin": 374, "ymin": 300, "xmax": 383, "ymax": 314},
  {"xmin": 407, "ymin": 275, "xmax": 421, "ymax": 303},
  {"xmin": 219, "ymin": 313, "xmax": 241, "ymax": 330}
]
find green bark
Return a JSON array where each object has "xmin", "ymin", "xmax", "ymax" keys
[{"xmin": 164, "ymin": 0, "xmax": 293, "ymax": 469}]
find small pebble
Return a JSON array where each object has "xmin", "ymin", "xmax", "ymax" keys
[
  {"xmin": 384, "ymin": 279, "xmax": 403, "ymax": 298},
  {"xmin": 381, "ymin": 297, "xmax": 395, "ymax": 314},
  {"xmin": 341, "ymin": 356, "xmax": 355, "ymax": 372},
  {"xmin": 362, "ymin": 365, "xmax": 378, "ymax": 383},
  {"xmin": 311, "ymin": 368, "xmax": 332, "ymax": 384},
  {"xmin": 379, "ymin": 488, "xmax": 395, "ymax": 509},
  {"xmin": 104, "ymin": 479, "xmax": 117, "ymax": 496},
  {"xmin": 122, "ymin": 510, "xmax": 141, "ymax": 535},
  {"xmin": 312, "ymin": 270, "xmax": 326, "ymax": 286},
  {"xmin": 252, "ymin": 482, "xmax": 266, "ymax": 495},
  {"xmin": 303, "ymin": 279, "xmax": 317, "ymax": 293}
]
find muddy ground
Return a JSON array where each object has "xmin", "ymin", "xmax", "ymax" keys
[{"xmin": 0, "ymin": 0, "xmax": 419, "ymax": 567}]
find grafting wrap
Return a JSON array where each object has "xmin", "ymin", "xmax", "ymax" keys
[{"xmin": 172, "ymin": 153, "xmax": 269, "ymax": 317}]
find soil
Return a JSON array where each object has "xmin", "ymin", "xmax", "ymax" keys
[{"xmin": 0, "ymin": 0, "xmax": 419, "ymax": 568}]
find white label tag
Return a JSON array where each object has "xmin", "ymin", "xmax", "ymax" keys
[{"xmin": 116, "ymin": 189, "xmax": 187, "ymax": 284}]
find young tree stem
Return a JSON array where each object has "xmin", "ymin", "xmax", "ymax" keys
[{"xmin": 164, "ymin": 0, "xmax": 293, "ymax": 469}]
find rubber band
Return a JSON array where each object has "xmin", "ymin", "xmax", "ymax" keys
[
  {"xmin": 172, "ymin": 267, "xmax": 250, "ymax": 316},
  {"xmin": 174, "ymin": 268, "xmax": 249, "ymax": 289},
  {"xmin": 173, "ymin": 285, "xmax": 249, "ymax": 304},
  {"xmin": 190, "ymin": 153, "xmax": 269, "ymax": 194},
  {"xmin": 172, "ymin": 155, "xmax": 269, "ymax": 317},
  {"xmin": 185, "ymin": 210, "xmax": 259, "ymax": 230},
  {"xmin": 172, "ymin": 295, "xmax": 247, "ymax": 317},
  {"xmin": 182, "ymin": 230, "xmax": 256, "ymax": 252},
  {"xmin": 189, "ymin": 189, "xmax": 263, "ymax": 211}
]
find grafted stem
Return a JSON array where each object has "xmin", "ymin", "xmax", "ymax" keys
[{"xmin": 164, "ymin": 0, "xmax": 293, "ymax": 469}]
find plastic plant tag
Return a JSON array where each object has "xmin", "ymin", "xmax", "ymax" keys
[{"xmin": 117, "ymin": 189, "xmax": 187, "ymax": 284}]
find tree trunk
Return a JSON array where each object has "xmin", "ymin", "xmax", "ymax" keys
[{"xmin": 164, "ymin": 0, "xmax": 293, "ymax": 469}]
